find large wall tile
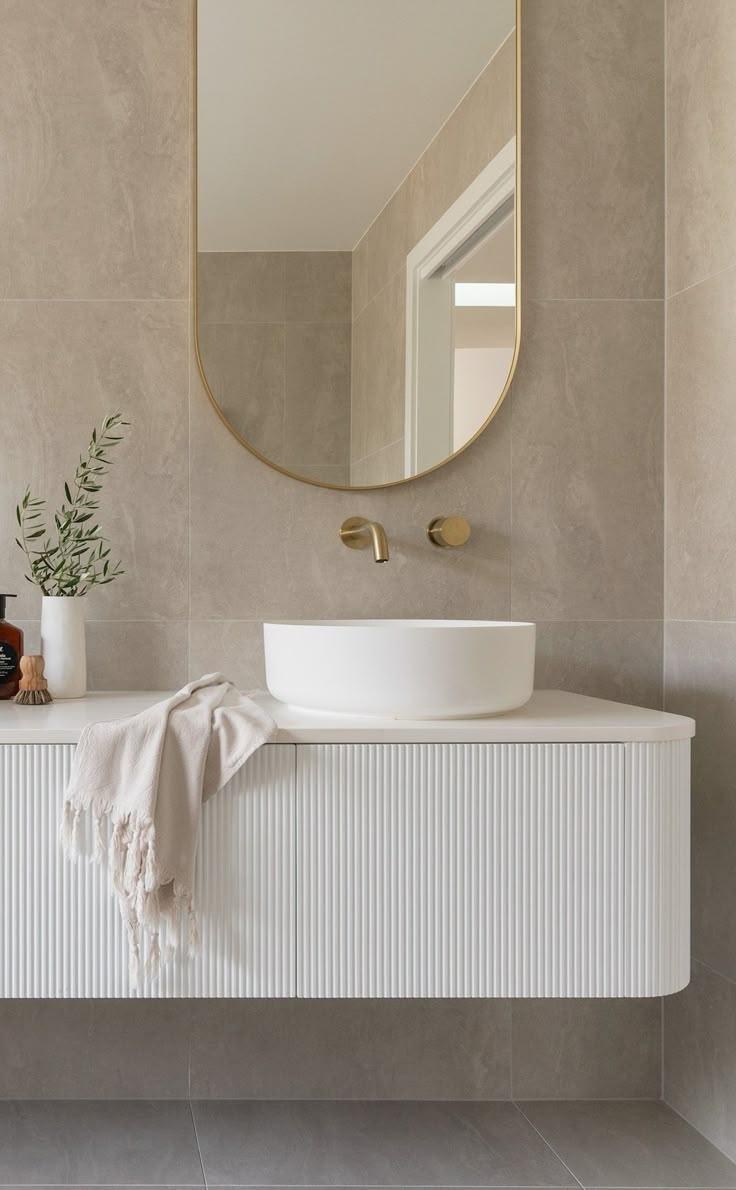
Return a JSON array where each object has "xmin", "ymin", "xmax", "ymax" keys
[
  {"xmin": 665, "ymin": 620, "xmax": 736, "ymax": 981},
  {"xmin": 0, "ymin": 300, "xmax": 189, "ymax": 622},
  {"xmin": 0, "ymin": 1000, "xmax": 189, "ymax": 1097},
  {"xmin": 14, "ymin": 619, "xmax": 188, "ymax": 691},
  {"xmin": 189, "ymin": 364, "xmax": 511, "ymax": 622},
  {"xmin": 0, "ymin": 0, "xmax": 188, "ymax": 299},
  {"xmin": 511, "ymin": 300, "xmax": 663, "ymax": 621},
  {"xmin": 351, "ymin": 271, "xmax": 406, "ymax": 462},
  {"xmin": 284, "ymin": 324, "xmax": 351, "ymax": 470},
  {"xmin": 666, "ymin": 0, "xmax": 736, "ymax": 296},
  {"xmin": 512, "ymin": 998, "xmax": 661, "ymax": 1099},
  {"xmin": 198, "ymin": 322, "xmax": 286, "ymax": 464},
  {"xmin": 189, "ymin": 620, "xmax": 267, "ymax": 688},
  {"xmin": 197, "ymin": 253, "xmax": 285, "ymax": 324},
  {"xmin": 86, "ymin": 620, "xmax": 188, "ymax": 691},
  {"xmin": 190, "ymin": 1000, "xmax": 510, "ymax": 1099},
  {"xmin": 665, "ymin": 266, "xmax": 736, "ymax": 620},
  {"xmin": 664, "ymin": 960, "xmax": 736, "ymax": 1163},
  {"xmin": 535, "ymin": 620, "xmax": 664, "ymax": 708},
  {"xmin": 522, "ymin": 0, "xmax": 664, "ymax": 299},
  {"xmin": 284, "ymin": 252, "xmax": 352, "ymax": 323}
]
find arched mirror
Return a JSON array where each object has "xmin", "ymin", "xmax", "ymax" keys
[{"xmin": 196, "ymin": 0, "xmax": 519, "ymax": 489}]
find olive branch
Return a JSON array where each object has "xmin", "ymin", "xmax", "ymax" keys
[{"xmin": 15, "ymin": 412, "xmax": 131, "ymax": 597}]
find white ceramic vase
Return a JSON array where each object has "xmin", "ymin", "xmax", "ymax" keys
[{"xmin": 40, "ymin": 596, "xmax": 87, "ymax": 699}]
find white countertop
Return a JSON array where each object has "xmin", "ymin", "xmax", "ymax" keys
[{"xmin": 0, "ymin": 689, "xmax": 695, "ymax": 744}]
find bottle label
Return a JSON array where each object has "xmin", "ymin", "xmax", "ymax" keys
[{"xmin": 0, "ymin": 642, "xmax": 19, "ymax": 681}]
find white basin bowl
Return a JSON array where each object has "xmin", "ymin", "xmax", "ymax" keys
[{"xmin": 263, "ymin": 619, "xmax": 536, "ymax": 719}]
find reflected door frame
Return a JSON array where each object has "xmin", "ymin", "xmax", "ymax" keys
[{"xmin": 404, "ymin": 137, "xmax": 516, "ymax": 476}]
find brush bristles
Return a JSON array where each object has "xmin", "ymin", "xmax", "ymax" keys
[{"xmin": 14, "ymin": 689, "xmax": 53, "ymax": 705}]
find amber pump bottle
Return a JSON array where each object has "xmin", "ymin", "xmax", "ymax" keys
[{"xmin": 0, "ymin": 594, "xmax": 24, "ymax": 700}]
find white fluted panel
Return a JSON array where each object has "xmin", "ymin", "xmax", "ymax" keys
[
  {"xmin": 0, "ymin": 744, "xmax": 295, "ymax": 997},
  {"xmin": 1, "ymin": 739, "xmax": 689, "ymax": 998},
  {"xmin": 297, "ymin": 743, "xmax": 633, "ymax": 997},
  {"xmin": 190, "ymin": 744, "xmax": 295, "ymax": 996},
  {"xmin": 625, "ymin": 740, "xmax": 690, "ymax": 996}
]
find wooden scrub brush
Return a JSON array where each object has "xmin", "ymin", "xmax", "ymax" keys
[{"xmin": 14, "ymin": 655, "xmax": 53, "ymax": 705}]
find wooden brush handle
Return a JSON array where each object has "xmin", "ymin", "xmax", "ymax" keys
[{"xmin": 19, "ymin": 655, "xmax": 48, "ymax": 692}]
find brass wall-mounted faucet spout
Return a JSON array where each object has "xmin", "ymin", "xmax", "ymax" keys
[{"xmin": 340, "ymin": 517, "xmax": 390, "ymax": 563}]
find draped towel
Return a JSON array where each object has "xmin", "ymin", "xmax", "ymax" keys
[{"xmin": 61, "ymin": 674, "xmax": 277, "ymax": 984}]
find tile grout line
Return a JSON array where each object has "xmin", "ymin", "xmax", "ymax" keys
[
  {"xmin": 665, "ymin": 257, "xmax": 736, "ymax": 304},
  {"xmin": 189, "ymin": 1099, "xmax": 208, "ymax": 1189},
  {"xmin": 511, "ymin": 1101, "xmax": 585, "ymax": 1190}
]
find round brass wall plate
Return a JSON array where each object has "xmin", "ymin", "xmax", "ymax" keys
[
  {"xmin": 427, "ymin": 516, "xmax": 472, "ymax": 548},
  {"xmin": 340, "ymin": 516, "xmax": 372, "ymax": 549}
]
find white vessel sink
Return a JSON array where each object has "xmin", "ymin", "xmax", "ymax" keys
[{"xmin": 263, "ymin": 619, "xmax": 536, "ymax": 719}]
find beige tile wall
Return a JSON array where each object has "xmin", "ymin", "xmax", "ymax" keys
[
  {"xmin": 198, "ymin": 251, "xmax": 352, "ymax": 479},
  {"xmin": 0, "ymin": 0, "xmax": 665, "ymax": 1099},
  {"xmin": 662, "ymin": 0, "xmax": 736, "ymax": 1161}
]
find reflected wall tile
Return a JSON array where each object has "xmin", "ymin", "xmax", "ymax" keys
[
  {"xmin": 85, "ymin": 620, "xmax": 188, "ymax": 691},
  {"xmin": 522, "ymin": 0, "xmax": 664, "ymax": 299},
  {"xmin": 535, "ymin": 620, "xmax": 663, "ymax": 708},
  {"xmin": 352, "ymin": 184, "xmax": 412, "ymax": 321},
  {"xmin": 189, "ymin": 620, "xmax": 267, "ymax": 689},
  {"xmin": 0, "ymin": 300, "xmax": 189, "ymax": 622},
  {"xmin": 665, "ymin": 266, "xmax": 736, "ymax": 621},
  {"xmin": 190, "ymin": 999, "xmax": 511, "ymax": 1099},
  {"xmin": 510, "ymin": 300, "xmax": 663, "ymax": 622},
  {"xmin": 666, "ymin": 0, "xmax": 736, "ymax": 296},
  {"xmin": 0, "ymin": 1000, "xmax": 189, "ymax": 1098},
  {"xmin": 198, "ymin": 322, "xmax": 286, "ymax": 464},
  {"xmin": 665, "ymin": 620, "xmax": 736, "ymax": 981},
  {"xmin": 0, "ymin": 0, "xmax": 188, "ymax": 299},
  {"xmin": 664, "ymin": 960, "xmax": 736, "ymax": 1164},
  {"xmin": 413, "ymin": 33, "xmax": 515, "ymax": 249},
  {"xmin": 351, "ymin": 34, "xmax": 515, "ymax": 319},
  {"xmin": 296, "ymin": 464, "xmax": 351, "ymax": 487},
  {"xmin": 284, "ymin": 253, "xmax": 352, "ymax": 323},
  {"xmin": 512, "ymin": 998, "xmax": 661, "ymax": 1100},
  {"xmin": 189, "ymin": 366, "xmax": 511, "ymax": 623},
  {"xmin": 284, "ymin": 324, "xmax": 351, "ymax": 469},
  {"xmin": 352, "ymin": 271, "xmax": 406, "ymax": 460},
  {"xmin": 197, "ymin": 253, "xmax": 285, "ymax": 324},
  {"xmin": 352, "ymin": 439, "xmax": 406, "ymax": 488}
]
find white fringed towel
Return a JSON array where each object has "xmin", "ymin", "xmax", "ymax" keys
[{"xmin": 61, "ymin": 674, "xmax": 277, "ymax": 984}]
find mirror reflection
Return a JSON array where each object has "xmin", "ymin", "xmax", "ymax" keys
[{"xmin": 197, "ymin": 0, "xmax": 518, "ymax": 488}]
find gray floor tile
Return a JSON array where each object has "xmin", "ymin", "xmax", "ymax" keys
[
  {"xmin": 0, "ymin": 1101, "xmax": 204, "ymax": 1185},
  {"xmin": 192, "ymin": 1100, "xmax": 577, "ymax": 1187},
  {"xmin": 519, "ymin": 1100, "xmax": 736, "ymax": 1188}
]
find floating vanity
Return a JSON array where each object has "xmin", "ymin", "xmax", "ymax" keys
[{"xmin": 0, "ymin": 691, "xmax": 693, "ymax": 999}]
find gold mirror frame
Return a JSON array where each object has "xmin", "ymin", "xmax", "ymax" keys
[{"xmin": 193, "ymin": 0, "xmax": 521, "ymax": 491}]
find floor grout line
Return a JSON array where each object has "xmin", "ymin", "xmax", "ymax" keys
[
  {"xmin": 511, "ymin": 1101, "xmax": 585, "ymax": 1190},
  {"xmin": 189, "ymin": 1099, "xmax": 209, "ymax": 1190}
]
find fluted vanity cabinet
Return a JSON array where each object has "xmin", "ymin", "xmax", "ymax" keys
[
  {"xmin": 0, "ymin": 692, "xmax": 693, "ymax": 998},
  {"xmin": 0, "ymin": 742, "xmax": 295, "ymax": 997},
  {"xmin": 296, "ymin": 740, "xmax": 690, "ymax": 998}
]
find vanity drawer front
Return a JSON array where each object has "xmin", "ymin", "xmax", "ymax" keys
[
  {"xmin": 296, "ymin": 742, "xmax": 627, "ymax": 998},
  {"xmin": 0, "ymin": 743, "xmax": 296, "ymax": 998}
]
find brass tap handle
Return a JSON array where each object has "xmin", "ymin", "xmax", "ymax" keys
[{"xmin": 426, "ymin": 515, "xmax": 471, "ymax": 548}]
